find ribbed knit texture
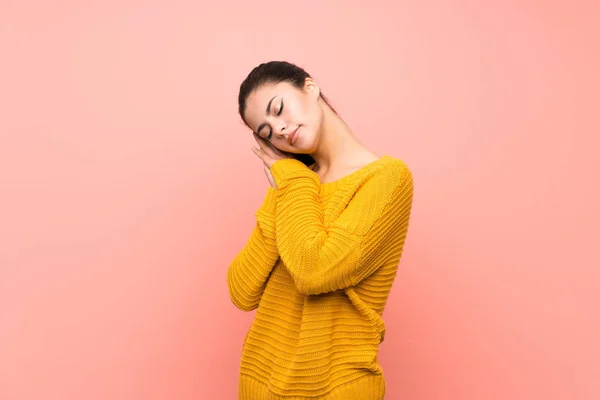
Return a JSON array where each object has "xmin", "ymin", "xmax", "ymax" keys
[{"xmin": 227, "ymin": 156, "xmax": 413, "ymax": 399}]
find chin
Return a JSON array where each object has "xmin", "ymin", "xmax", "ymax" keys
[{"xmin": 294, "ymin": 130, "xmax": 318, "ymax": 153}]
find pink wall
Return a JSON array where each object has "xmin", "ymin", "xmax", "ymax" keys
[{"xmin": 1, "ymin": 1, "xmax": 598, "ymax": 399}]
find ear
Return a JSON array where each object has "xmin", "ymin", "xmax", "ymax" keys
[{"xmin": 304, "ymin": 78, "xmax": 320, "ymax": 99}]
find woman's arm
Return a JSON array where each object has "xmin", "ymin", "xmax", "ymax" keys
[
  {"xmin": 270, "ymin": 158, "xmax": 413, "ymax": 295},
  {"xmin": 226, "ymin": 188, "xmax": 279, "ymax": 311}
]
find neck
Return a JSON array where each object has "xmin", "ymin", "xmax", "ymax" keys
[{"xmin": 310, "ymin": 100, "xmax": 365, "ymax": 173}]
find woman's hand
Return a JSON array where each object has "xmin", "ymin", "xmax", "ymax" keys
[{"xmin": 252, "ymin": 133, "xmax": 292, "ymax": 188}]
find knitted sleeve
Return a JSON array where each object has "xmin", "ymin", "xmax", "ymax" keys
[
  {"xmin": 227, "ymin": 188, "xmax": 280, "ymax": 311},
  {"xmin": 270, "ymin": 158, "xmax": 413, "ymax": 295}
]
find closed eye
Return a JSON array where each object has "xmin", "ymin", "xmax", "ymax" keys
[{"xmin": 257, "ymin": 96, "xmax": 282, "ymax": 140}]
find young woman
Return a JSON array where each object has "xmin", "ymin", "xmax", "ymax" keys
[{"xmin": 227, "ymin": 61, "xmax": 414, "ymax": 399}]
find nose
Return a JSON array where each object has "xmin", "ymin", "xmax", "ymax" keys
[{"xmin": 275, "ymin": 121, "xmax": 287, "ymax": 138}]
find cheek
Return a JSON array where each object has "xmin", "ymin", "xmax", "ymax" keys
[
  {"xmin": 292, "ymin": 99, "xmax": 317, "ymax": 125},
  {"xmin": 305, "ymin": 103, "xmax": 322, "ymax": 131}
]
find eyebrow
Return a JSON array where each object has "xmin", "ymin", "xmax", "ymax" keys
[{"xmin": 256, "ymin": 95, "xmax": 277, "ymax": 135}]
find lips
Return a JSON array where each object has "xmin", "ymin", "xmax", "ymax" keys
[{"xmin": 288, "ymin": 127, "xmax": 300, "ymax": 146}]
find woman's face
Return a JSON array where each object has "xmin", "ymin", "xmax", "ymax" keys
[{"xmin": 243, "ymin": 79, "xmax": 323, "ymax": 154}]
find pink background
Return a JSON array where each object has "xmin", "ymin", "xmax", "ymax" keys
[{"xmin": 1, "ymin": 1, "xmax": 598, "ymax": 399}]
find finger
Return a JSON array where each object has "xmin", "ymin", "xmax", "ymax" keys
[
  {"xmin": 253, "ymin": 134, "xmax": 276, "ymax": 156},
  {"xmin": 252, "ymin": 146, "xmax": 274, "ymax": 167},
  {"xmin": 252, "ymin": 146, "xmax": 268, "ymax": 162},
  {"xmin": 259, "ymin": 137, "xmax": 289, "ymax": 161},
  {"xmin": 251, "ymin": 146, "xmax": 263, "ymax": 159},
  {"xmin": 253, "ymin": 133, "xmax": 267, "ymax": 147},
  {"xmin": 266, "ymin": 141, "xmax": 284, "ymax": 156}
]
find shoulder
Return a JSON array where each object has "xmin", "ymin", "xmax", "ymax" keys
[
  {"xmin": 346, "ymin": 156, "xmax": 412, "ymax": 202},
  {"xmin": 362, "ymin": 156, "xmax": 413, "ymax": 204},
  {"xmin": 365, "ymin": 156, "xmax": 412, "ymax": 187},
  {"xmin": 368, "ymin": 157, "xmax": 414, "ymax": 211}
]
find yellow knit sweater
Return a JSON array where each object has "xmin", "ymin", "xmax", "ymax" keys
[{"xmin": 227, "ymin": 156, "xmax": 413, "ymax": 399}]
